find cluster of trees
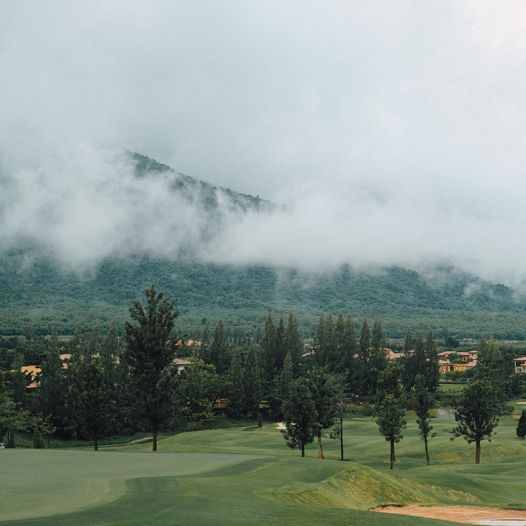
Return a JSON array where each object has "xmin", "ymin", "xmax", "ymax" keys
[{"xmin": 1, "ymin": 286, "xmax": 524, "ymax": 467}]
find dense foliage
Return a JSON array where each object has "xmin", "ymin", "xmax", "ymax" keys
[{"xmin": 2, "ymin": 252, "xmax": 526, "ymax": 338}]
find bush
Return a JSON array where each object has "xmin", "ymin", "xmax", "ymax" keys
[
  {"xmin": 517, "ymin": 410, "xmax": 526, "ymax": 439},
  {"xmin": 349, "ymin": 403, "xmax": 376, "ymax": 417},
  {"xmin": 32, "ymin": 430, "xmax": 45, "ymax": 449}
]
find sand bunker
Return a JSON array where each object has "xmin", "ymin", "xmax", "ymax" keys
[{"xmin": 375, "ymin": 505, "xmax": 526, "ymax": 525}]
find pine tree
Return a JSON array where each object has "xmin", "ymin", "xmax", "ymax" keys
[
  {"xmin": 341, "ymin": 316, "xmax": 357, "ymax": 372},
  {"xmin": 375, "ymin": 366, "xmax": 406, "ymax": 469},
  {"xmin": 262, "ymin": 313, "xmax": 276, "ymax": 383},
  {"xmin": 369, "ymin": 320, "xmax": 387, "ymax": 393},
  {"xmin": 276, "ymin": 352, "xmax": 294, "ymax": 417},
  {"xmin": 353, "ymin": 319, "xmax": 371, "ymax": 396},
  {"xmin": 38, "ymin": 334, "xmax": 66, "ymax": 433},
  {"xmin": 308, "ymin": 367, "xmax": 341, "ymax": 459},
  {"xmin": 282, "ymin": 378, "xmax": 317, "ymax": 457},
  {"xmin": 423, "ymin": 330, "xmax": 439, "ymax": 392},
  {"xmin": 284, "ymin": 313, "xmax": 303, "ymax": 377},
  {"xmin": 334, "ymin": 315, "xmax": 346, "ymax": 371},
  {"xmin": 125, "ymin": 286, "xmax": 178, "ymax": 452},
  {"xmin": 209, "ymin": 320, "xmax": 229, "ymax": 374},
  {"xmin": 414, "ymin": 373, "xmax": 434, "ymax": 465},
  {"xmin": 200, "ymin": 323, "xmax": 211, "ymax": 358},
  {"xmin": 452, "ymin": 379, "xmax": 501, "ymax": 464},
  {"xmin": 275, "ymin": 318, "xmax": 286, "ymax": 372}
]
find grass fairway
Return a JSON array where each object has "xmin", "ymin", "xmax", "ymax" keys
[
  {"xmin": 0, "ymin": 450, "xmax": 262, "ymax": 522},
  {"xmin": 1, "ymin": 408, "xmax": 525, "ymax": 525}
]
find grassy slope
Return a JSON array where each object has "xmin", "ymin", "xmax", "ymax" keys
[
  {"xmin": 1, "ymin": 409, "xmax": 525, "ymax": 526},
  {"xmin": 0, "ymin": 450, "xmax": 261, "ymax": 522}
]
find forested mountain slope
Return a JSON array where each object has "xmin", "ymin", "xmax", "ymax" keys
[
  {"xmin": 2, "ymin": 153, "xmax": 525, "ymax": 338},
  {"xmin": 1, "ymin": 253, "xmax": 525, "ymax": 338}
]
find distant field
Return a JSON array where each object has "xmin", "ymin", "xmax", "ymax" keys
[
  {"xmin": 1, "ymin": 408, "xmax": 525, "ymax": 525},
  {"xmin": 438, "ymin": 382, "xmax": 466, "ymax": 393}
]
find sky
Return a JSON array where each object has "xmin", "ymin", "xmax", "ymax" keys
[{"xmin": 1, "ymin": 1, "xmax": 526, "ymax": 284}]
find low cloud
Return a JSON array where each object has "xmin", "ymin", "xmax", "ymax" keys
[{"xmin": 2, "ymin": 2, "xmax": 526, "ymax": 286}]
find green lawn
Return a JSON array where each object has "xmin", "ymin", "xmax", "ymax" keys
[{"xmin": 1, "ymin": 409, "xmax": 525, "ymax": 525}]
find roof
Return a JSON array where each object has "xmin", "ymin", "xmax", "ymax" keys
[
  {"xmin": 21, "ymin": 365, "xmax": 42, "ymax": 379},
  {"xmin": 174, "ymin": 358, "xmax": 192, "ymax": 366}
]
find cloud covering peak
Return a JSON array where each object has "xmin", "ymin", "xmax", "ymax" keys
[{"xmin": 1, "ymin": 1, "xmax": 526, "ymax": 285}]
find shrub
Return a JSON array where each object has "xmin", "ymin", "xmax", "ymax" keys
[{"xmin": 33, "ymin": 430, "xmax": 45, "ymax": 449}]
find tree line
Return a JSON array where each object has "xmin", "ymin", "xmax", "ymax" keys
[{"xmin": 1, "ymin": 286, "xmax": 524, "ymax": 467}]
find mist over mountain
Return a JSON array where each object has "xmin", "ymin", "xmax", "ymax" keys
[{"xmin": 1, "ymin": 152, "xmax": 526, "ymax": 338}]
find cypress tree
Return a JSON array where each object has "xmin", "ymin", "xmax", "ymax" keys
[
  {"xmin": 209, "ymin": 321, "xmax": 229, "ymax": 374},
  {"xmin": 375, "ymin": 366, "xmax": 406, "ymax": 469},
  {"xmin": 414, "ymin": 373, "xmax": 434, "ymax": 465},
  {"xmin": 284, "ymin": 313, "xmax": 303, "ymax": 377},
  {"xmin": 424, "ymin": 330, "xmax": 439, "ymax": 392},
  {"xmin": 275, "ymin": 318, "xmax": 287, "ymax": 372},
  {"xmin": 342, "ymin": 316, "xmax": 357, "ymax": 389},
  {"xmin": 262, "ymin": 313, "xmax": 276, "ymax": 383}
]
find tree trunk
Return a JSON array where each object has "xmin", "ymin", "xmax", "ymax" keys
[
  {"xmin": 317, "ymin": 433, "xmax": 324, "ymax": 459},
  {"xmin": 390, "ymin": 439, "xmax": 395, "ymax": 470},
  {"xmin": 339, "ymin": 414, "xmax": 344, "ymax": 461},
  {"xmin": 301, "ymin": 443, "xmax": 305, "ymax": 457},
  {"xmin": 475, "ymin": 440, "xmax": 481, "ymax": 464},
  {"xmin": 152, "ymin": 422, "xmax": 158, "ymax": 452},
  {"xmin": 94, "ymin": 434, "xmax": 98, "ymax": 451},
  {"xmin": 424, "ymin": 435, "xmax": 429, "ymax": 465}
]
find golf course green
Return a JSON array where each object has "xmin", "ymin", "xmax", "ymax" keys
[{"xmin": 1, "ymin": 405, "xmax": 525, "ymax": 525}]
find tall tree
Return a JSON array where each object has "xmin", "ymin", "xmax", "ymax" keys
[
  {"xmin": 451, "ymin": 379, "xmax": 501, "ymax": 464},
  {"xmin": 341, "ymin": 316, "xmax": 357, "ymax": 373},
  {"xmin": 375, "ymin": 366, "xmax": 406, "ymax": 469},
  {"xmin": 178, "ymin": 358, "xmax": 225, "ymax": 423},
  {"xmin": 38, "ymin": 334, "xmax": 66, "ymax": 433},
  {"xmin": 124, "ymin": 286, "xmax": 178, "ymax": 451},
  {"xmin": 0, "ymin": 398, "xmax": 29, "ymax": 448},
  {"xmin": 309, "ymin": 367, "xmax": 341, "ymax": 459},
  {"xmin": 475, "ymin": 339, "xmax": 513, "ymax": 400},
  {"xmin": 275, "ymin": 317, "xmax": 287, "ymax": 372},
  {"xmin": 68, "ymin": 332, "xmax": 112, "ymax": 450},
  {"xmin": 284, "ymin": 313, "xmax": 303, "ymax": 377},
  {"xmin": 276, "ymin": 351, "xmax": 294, "ymax": 417},
  {"xmin": 282, "ymin": 378, "xmax": 317, "ymax": 457},
  {"xmin": 404, "ymin": 329, "xmax": 414, "ymax": 354},
  {"xmin": 200, "ymin": 323, "xmax": 211, "ymax": 357},
  {"xmin": 353, "ymin": 319, "xmax": 371, "ymax": 396},
  {"xmin": 414, "ymin": 373, "xmax": 434, "ymax": 465},
  {"xmin": 262, "ymin": 313, "xmax": 276, "ymax": 383},
  {"xmin": 369, "ymin": 320, "xmax": 387, "ymax": 392},
  {"xmin": 209, "ymin": 320, "xmax": 229, "ymax": 374},
  {"xmin": 423, "ymin": 331, "xmax": 440, "ymax": 392}
]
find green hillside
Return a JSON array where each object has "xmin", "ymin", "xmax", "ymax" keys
[
  {"xmin": 2, "ymin": 152, "xmax": 525, "ymax": 338},
  {"xmin": 1, "ymin": 252, "xmax": 526, "ymax": 338}
]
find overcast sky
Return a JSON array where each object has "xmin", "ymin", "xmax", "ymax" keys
[{"xmin": 2, "ymin": 1, "xmax": 526, "ymax": 283}]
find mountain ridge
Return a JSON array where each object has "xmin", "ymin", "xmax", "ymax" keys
[{"xmin": 1, "ymin": 153, "xmax": 525, "ymax": 338}]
